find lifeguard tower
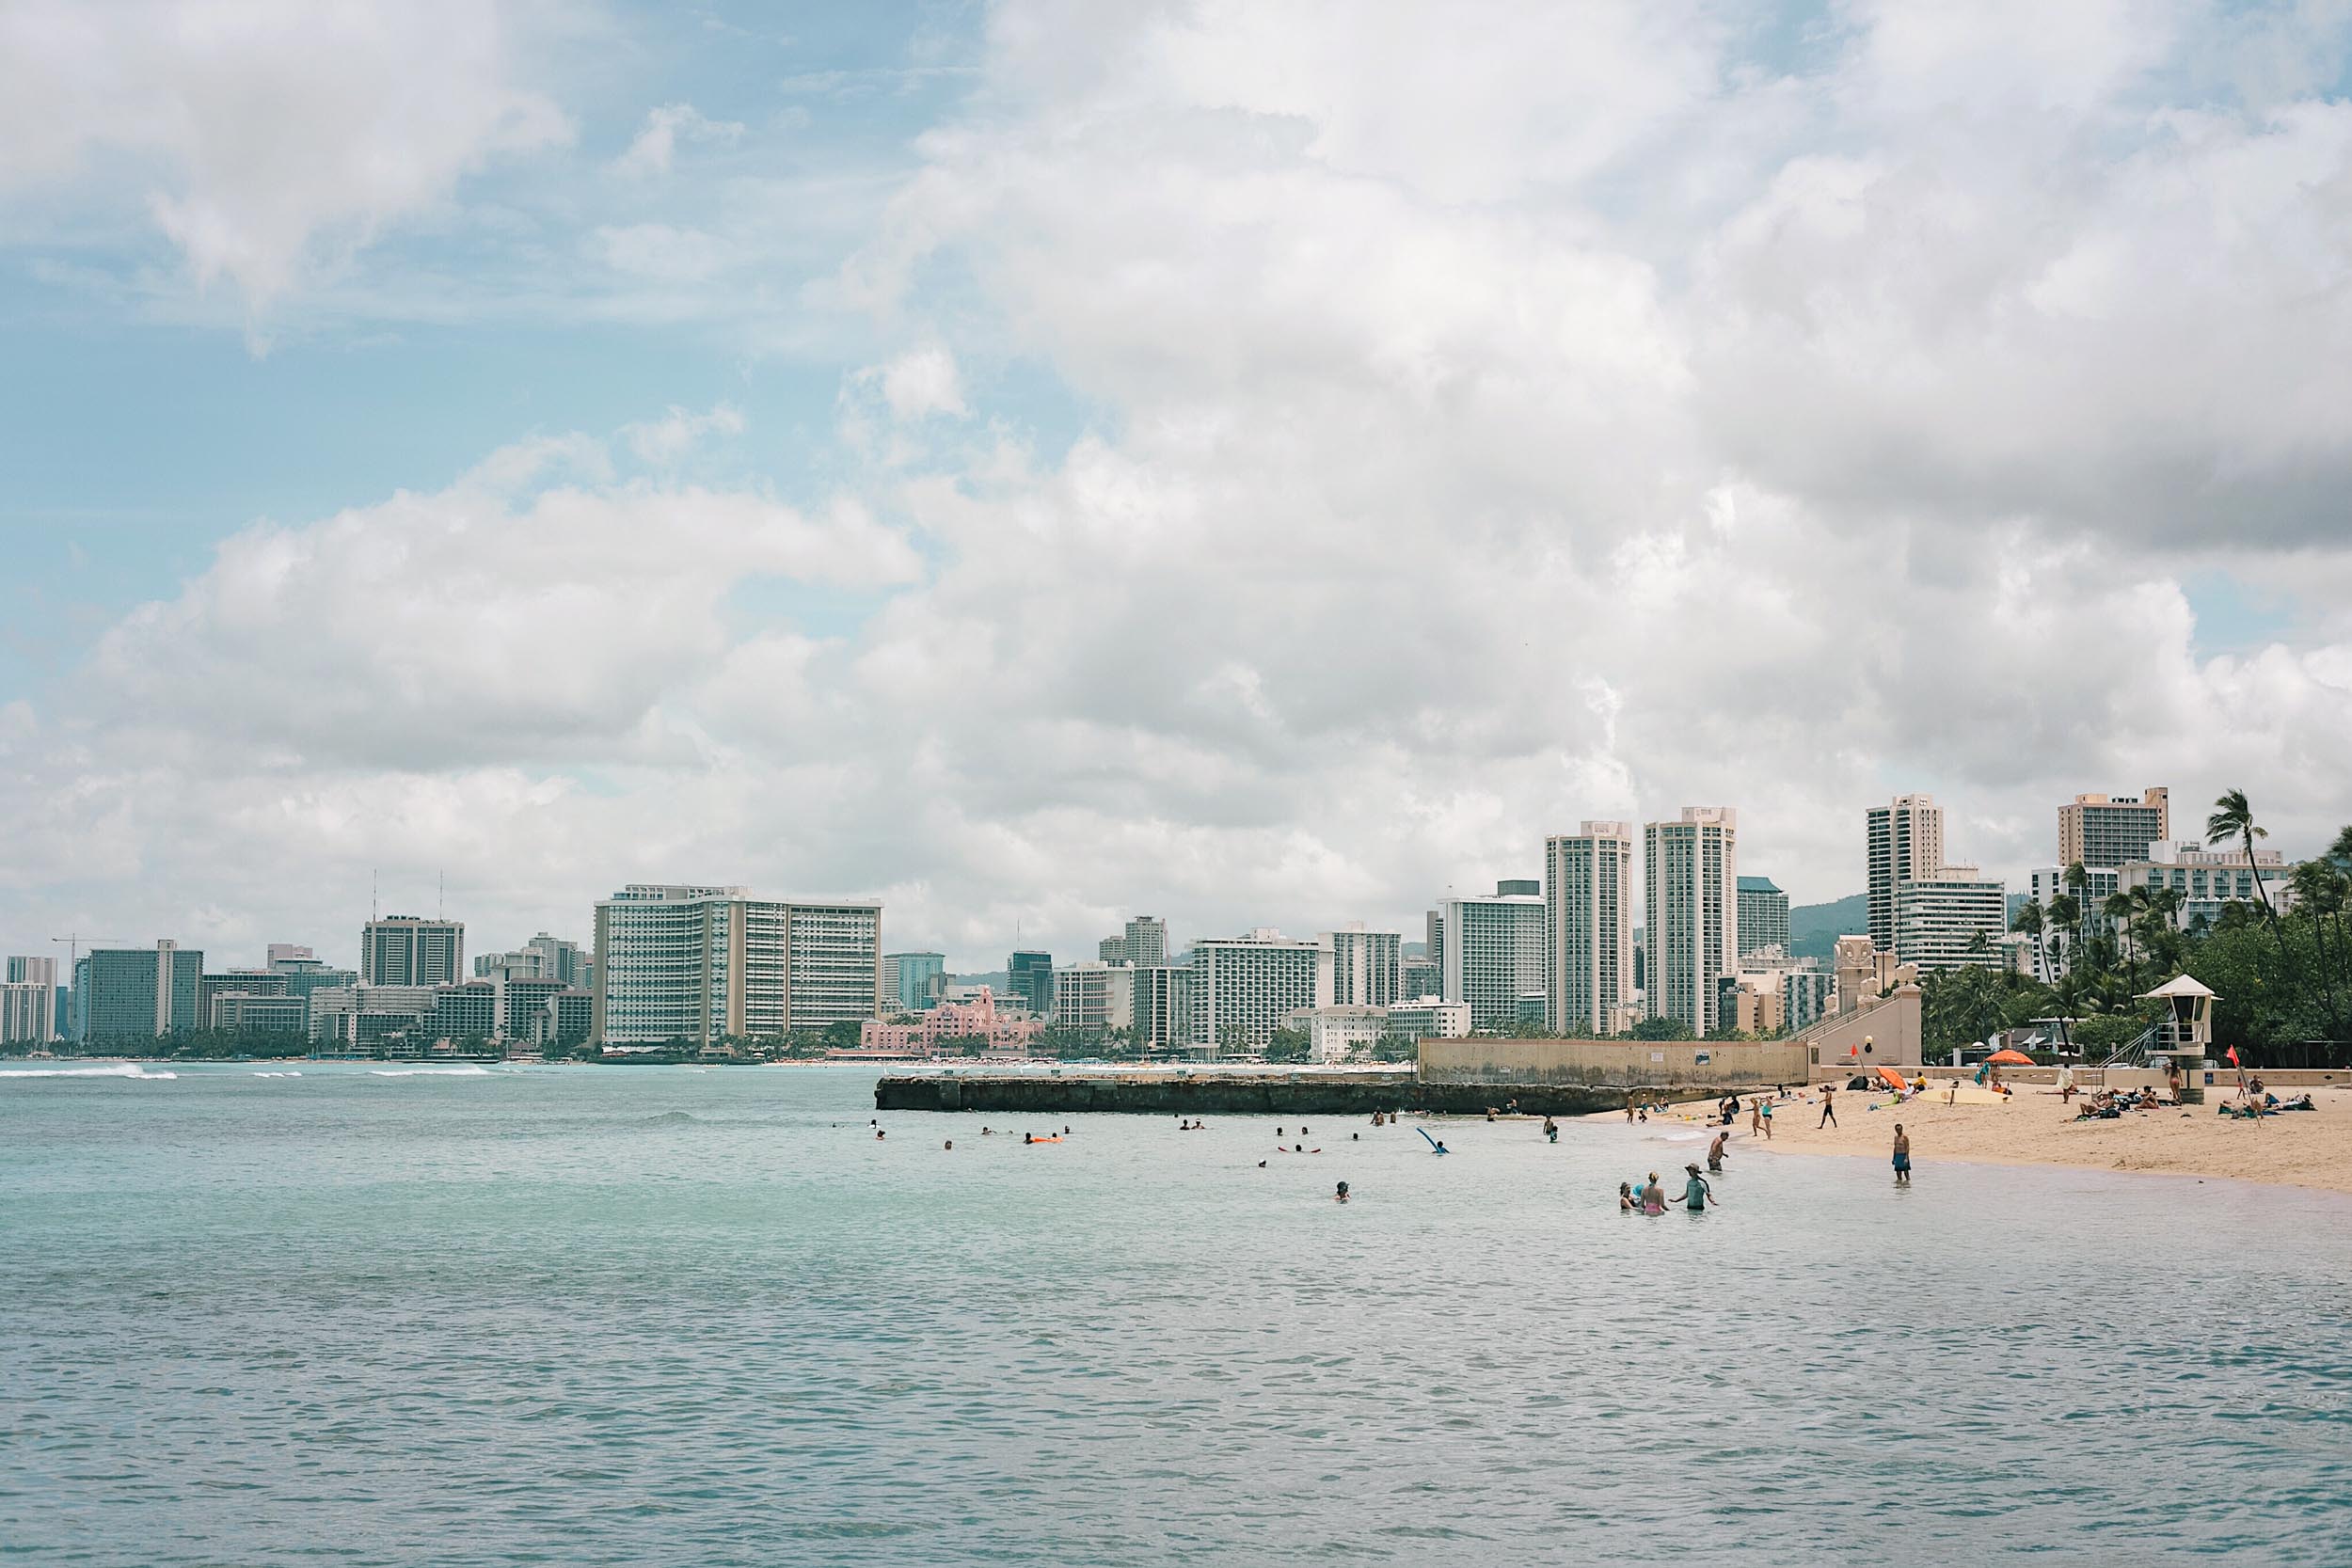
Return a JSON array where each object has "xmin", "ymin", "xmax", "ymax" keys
[{"xmin": 2140, "ymin": 974, "xmax": 2217, "ymax": 1104}]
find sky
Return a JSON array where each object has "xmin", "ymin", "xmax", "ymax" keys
[{"xmin": 4, "ymin": 0, "xmax": 2351, "ymax": 975}]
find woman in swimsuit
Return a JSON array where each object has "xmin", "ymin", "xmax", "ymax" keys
[{"xmin": 1640, "ymin": 1173, "xmax": 1667, "ymax": 1214}]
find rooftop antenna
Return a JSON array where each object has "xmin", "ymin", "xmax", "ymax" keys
[
  {"xmin": 372, "ymin": 870, "xmax": 379, "ymax": 924},
  {"xmin": 438, "ymin": 870, "xmax": 444, "ymax": 919}
]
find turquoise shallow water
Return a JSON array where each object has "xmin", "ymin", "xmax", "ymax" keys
[{"xmin": 2, "ymin": 1062, "xmax": 2348, "ymax": 1566}]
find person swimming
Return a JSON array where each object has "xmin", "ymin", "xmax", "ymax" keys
[{"xmin": 1334, "ymin": 1181, "xmax": 1349, "ymax": 1203}]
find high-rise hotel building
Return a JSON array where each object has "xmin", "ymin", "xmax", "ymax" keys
[
  {"xmin": 1866, "ymin": 795, "xmax": 1945, "ymax": 954},
  {"xmin": 1544, "ymin": 821, "xmax": 1635, "ymax": 1037},
  {"xmin": 2059, "ymin": 787, "xmax": 2169, "ymax": 871},
  {"xmin": 591, "ymin": 884, "xmax": 882, "ymax": 1047},
  {"xmin": 1438, "ymin": 880, "xmax": 1547, "ymax": 1033},
  {"xmin": 361, "ymin": 916, "xmax": 466, "ymax": 988},
  {"xmin": 1321, "ymin": 924, "xmax": 1403, "ymax": 1007},
  {"xmin": 1185, "ymin": 930, "xmax": 1332, "ymax": 1053},
  {"xmin": 1645, "ymin": 808, "xmax": 1738, "ymax": 1035}
]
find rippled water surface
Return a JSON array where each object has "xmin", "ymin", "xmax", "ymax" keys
[{"xmin": 4, "ymin": 1062, "xmax": 2348, "ymax": 1566}]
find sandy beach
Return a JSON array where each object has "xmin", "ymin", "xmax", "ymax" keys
[{"xmin": 1597, "ymin": 1083, "xmax": 2352, "ymax": 1195}]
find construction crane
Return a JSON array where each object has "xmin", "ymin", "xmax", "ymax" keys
[
  {"xmin": 46, "ymin": 935, "xmax": 133, "ymax": 1039},
  {"xmin": 50, "ymin": 934, "xmax": 135, "ymax": 975}
]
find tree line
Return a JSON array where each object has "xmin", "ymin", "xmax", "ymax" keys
[{"xmin": 1926, "ymin": 791, "xmax": 2350, "ymax": 1065}]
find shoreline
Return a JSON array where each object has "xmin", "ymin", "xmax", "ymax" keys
[{"xmin": 1591, "ymin": 1085, "xmax": 2352, "ymax": 1196}]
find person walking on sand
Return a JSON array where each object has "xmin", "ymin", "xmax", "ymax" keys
[
  {"xmin": 1749, "ymin": 1098, "xmax": 1763, "ymax": 1137},
  {"xmin": 1892, "ymin": 1124, "xmax": 1912, "ymax": 1186},
  {"xmin": 1819, "ymin": 1085, "xmax": 1837, "ymax": 1129},
  {"xmin": 1625, "ymin": 1091, "xmax": 1637, "ymax": 1124}
]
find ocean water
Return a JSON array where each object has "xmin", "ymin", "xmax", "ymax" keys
[{"xmin": 3, "ymin": 1063, "xmax": 2347, "ymax": 1566}]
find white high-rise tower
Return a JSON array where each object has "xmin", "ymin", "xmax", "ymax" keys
[{"xmin": 1545, "ymin": 821, "xmax": 1635, "ymax": 1037}]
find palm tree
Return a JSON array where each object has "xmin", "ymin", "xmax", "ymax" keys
[
  {"xmin": 2046, "ymin": 893, "xmax": 2081, "ymax": 977},
  {"xmin": 2286, "ymin": 859, "xmax": 2347, "ymax": 1040},
  {"xmin": 2206, "ymin": 789, "xmax": 2284, "ymax": 940},
  {"xmin": 2010, "ymin": 898, "xmax": 2049, "ymax": 984},
  {"xmin": 2103, "ymin": 890, "xmax": 2139, "ymax": 987}
]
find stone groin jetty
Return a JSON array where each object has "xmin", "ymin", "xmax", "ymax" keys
[{"xmin": 875, "ymin": 1069, "xmax": 1631, "ymax": 1117}]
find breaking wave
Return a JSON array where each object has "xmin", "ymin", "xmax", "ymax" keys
[
  {"xmin": 368, "ymin": 1066, "xmax": 494, "ymax": 1077},
  {"xmin": 0, "ymin": 1062, "xmax": 178, "ymax": 1081}
]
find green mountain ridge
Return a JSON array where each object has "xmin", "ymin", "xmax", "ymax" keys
[{"xmin": 1788, "ymin": 892, "xmax": 1867, "ymax": 960}]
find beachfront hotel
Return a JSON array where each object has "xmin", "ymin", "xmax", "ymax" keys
[
  {"xmin": 1890, "ymin": 871, "xmax": 2010, "ymax": 973},
  {"xmin": 71, "ymin": 941, "xmax": 205, "ymax": 1043},
  {"xmin": 1866, "ymin": 794, "xmax": 1945, "ymax": 954},
  {"xmin": 359, "ymin": 915, "xmax": 466, "ymax": 989},
  {"xmin": 1438, "ymin": 880, "xmax": 1547, "ymax": 1033},
  {"xmin": 2059, "ymin": 787, "xmax": 2169, "ymax": 872},
  {"xmin": 1736, "ymin": 875, "xmax": 1790, "ymax": 961},
  {"xmin": 1544, "ymin": 822, "xmax": 1636, "ymax": 1037},
  {"xmin": 1645, "ymin": 809, "xmax": 1739, "ymax": 1034},
  {"xmin": 591, "ymin": 884, "xmax": 883, "ymax": 1048},
  {"xmin": 1049, "ymin": 959, "xmax": 1135, "ymax": 1037},
  {"xmin": 1321, "ymin": 923, "xmax": 1403, "ymax": 1007},
  {"xmin": 1185, "ymin": 929, "xmax": 1332, "ymax": 1052}
]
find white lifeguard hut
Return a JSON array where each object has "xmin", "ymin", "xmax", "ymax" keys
[{"xmin": 2140, "ymin": 974, "xmax": 2218, "ymax": 1104}]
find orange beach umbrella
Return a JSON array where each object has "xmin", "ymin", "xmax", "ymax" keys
[
  {"xmin": 1985, "ymin": 1049, "xmax": 2034, "ymax": 1066},
  {"xmin": 1875, "ymin": 1067, "xmax": 1909, "ymax": 1091}
]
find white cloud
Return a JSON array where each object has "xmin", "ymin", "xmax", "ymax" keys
[
  {"xmin": 589, "ymin": 221, "xmax": 737, "ymax": 282},
  {"xmin": 85, "ymin": 429, "xmax": 921, "ymax": 772},
  {"xmin": 9, "ymin": 2, "xmax": 2352, "ymax": 973},
  {"xmin": 0, "ymin": 0, "xmax": 570, "ymax": 311},
  {"xmin": 853, "ymin": 344, "xmax": 968, "ymax": 421},
  {"xmin": 623, "ymin": 402, "xmax": 748, "ymax": 466},
  {"xmin": 612, "ymin": 103, "xmax": 745, "ymax": 179}
]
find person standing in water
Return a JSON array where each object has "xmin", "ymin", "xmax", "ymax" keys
[
  {"xmin": 1639, "ymin": 1173, "xmax": 1667, "ymax": 1214},
  {"xmin": 1619, "ymin": 1181, "xmax": 1636, "ymax": 1212},
  {"xmin": 1681, "ymin": 1164, "xmax": 1715, "ymax": 1212},
  {"xmin": 1707, "ymin": 1131, "xmax": 1728, "ymax": 1173},
  {"xmin": 1335, "ymin": 1181, "xmax": 1350, "ymax": 1203},
  {"xmin": 1892, "ymin": 1124, "xmax": 1912, "ymax": 1186},
  {"xmin": 1819, "ymin": 1085, "xmax": 1837, "ymax": 1128}
]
